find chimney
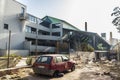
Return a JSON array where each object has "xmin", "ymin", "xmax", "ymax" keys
[
  {"xmin": 110, "ymin": 32, "xmax": 112, "ymax": 44},
  {"xmin": 85, "ymin": 22, "xmax": 87, "ymax": 31}
]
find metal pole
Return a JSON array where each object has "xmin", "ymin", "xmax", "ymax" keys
[
  {"xmin": 35, "ymin": 30, "xmax": 38, "ymax": 58},
  {"xmin": 7, "ymin": 30, "xmax": 11, "ymax": 68},
  {"xmin": 69, "ymin": 32, "xmax": 71, "ymax": 58}
]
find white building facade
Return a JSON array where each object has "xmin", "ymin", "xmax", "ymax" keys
[{"xmin": 0, "ymin": 0, "xmax": 78, "ymax": 56}]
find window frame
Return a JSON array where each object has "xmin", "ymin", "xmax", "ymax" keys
[{"xmin": 4, "ymin": 24, "xmax": 9, "ymax": 30}]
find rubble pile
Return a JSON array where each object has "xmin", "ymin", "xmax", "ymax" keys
[{"xmin": 0, "ymin": 68, "xmax": 31, "ymax": 80}]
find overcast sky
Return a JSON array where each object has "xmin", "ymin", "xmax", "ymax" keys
[{"xmin": 17, "ymin": 0, "xmax": 120, "ymax": 40}]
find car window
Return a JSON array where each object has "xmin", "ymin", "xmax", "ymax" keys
[
  {"xmin": 36, "ymin": 56, "xmax": 52, "ymax": 64},
  {"xmin": 56, "ymin": 56, "xmax": 62, "ymax": 63},
  {"xmin": 62, "ymin": 56, "xmax": 69, "ymax": 61}
]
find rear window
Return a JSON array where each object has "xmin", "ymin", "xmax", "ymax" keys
[{"xmin": 36, "ymin": 56, "xmax": 52, "ymax": 64}]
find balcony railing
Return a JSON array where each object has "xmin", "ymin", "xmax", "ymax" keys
[
  {"xmin": 25, "ymin": 32, "xmax": 60, "ymax": 40},
  {"xmin": 24, "ymin": 41, "xmax": 55, "ymax": 52},
  {"xmin": 30, "ymin": 45, "xmax": 55, "ymax": 52},
  {"xmin": 18, "ymin": 13, "xmax": 28, "ymax": 20}
]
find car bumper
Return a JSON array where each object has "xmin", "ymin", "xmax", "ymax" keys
[{"xmin": 32, "ymin": 67, "xmax": 55, "ymax": 76}]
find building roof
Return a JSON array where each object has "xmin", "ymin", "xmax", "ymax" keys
[{"xmin": 42, "ymin": 16, "xmax": 80, "ymax": 31}]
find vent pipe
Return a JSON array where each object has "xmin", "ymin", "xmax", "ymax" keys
[
  {"xmin": 85, "ymin": 22, "xmax": 87, "ymax": 31},
  {"xmin": 110, "ymin": 32, "xmax": 112, "ymax": 44}
]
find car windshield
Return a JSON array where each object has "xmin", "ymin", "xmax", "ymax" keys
[{"xmin": 36, "ymin": 56, "xmax": 52, "ymax": 64}]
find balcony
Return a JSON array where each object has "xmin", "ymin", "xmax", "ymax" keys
[
  {"xmin": 25, "ymin": 32, "xmax": 60, "ymax": 40},
  {"xmin": 24, "ymin": 41, "xmax": 55, "ymax": 52},
  {"xmin": 37, "ymin": 35, "xmax": 60, "ymax": 40},
  {"xmin": 18, "ymin": 13, "xmax": 28, "ymax": 20},
  {"xmin": 25, "ymin": 32, "xmax": 36, "ymax": 39},
  {"xmin": 30, "ymin": 45, "xmax": 55, "ymax": 52}
]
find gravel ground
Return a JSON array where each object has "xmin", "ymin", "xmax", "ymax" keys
[{"xmin": 0, "ymin": 61, "xmax": 116, "ymax": 80}]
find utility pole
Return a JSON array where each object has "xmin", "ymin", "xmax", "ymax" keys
[{"xmin": 7, "ymin": 30, "xmax": 11, "ymax": 68}]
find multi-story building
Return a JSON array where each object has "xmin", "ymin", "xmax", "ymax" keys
[{"xmin": 0, "ymin": 0, "xmax": 110, "ymax": 56}]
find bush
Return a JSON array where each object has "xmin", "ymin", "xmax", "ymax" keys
[
  {"xmin": 4, "ymin": 53, "xmax": 22, "ymax": 59},
  {"xmin": 80, "ymin": 43, "xmax": 94, "ymax": 52},
  {"xmin": 26, "ymin": 57, "xmax": 32, "ymax": 65}
]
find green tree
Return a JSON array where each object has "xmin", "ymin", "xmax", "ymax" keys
[{"xmin": 111, "ymin": 7, "xmax": 120, "ymax": 32}]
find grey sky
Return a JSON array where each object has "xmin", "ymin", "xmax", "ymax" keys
[{"xmin": 17, "ymin": 0, "xmax": 120, "ymax": 40}]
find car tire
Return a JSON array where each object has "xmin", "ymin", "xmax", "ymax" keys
[
  {"xmin": 71, "ymin": 65, "xmax": 75, "ymax": 71},
  {"xmin": 34, "ymin": 73, "xmax": 39, "ymax": 76},
  {"xmin": 53, "ymin": 71, "xmax": 59, "ymax": 77}
]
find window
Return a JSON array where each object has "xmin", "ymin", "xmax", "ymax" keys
[
  {"xmin": 56, "ymin": 56, "xmax": 62, "ymax": 63},
  {"xmin": 21, "ymin": 7, "xmax": 25, "ymax": 14},
  {"xmin": 52, "ymin": 32, "xmax": 60, "ymax": 36},
  {"xmin": 25, "ymin": 26, "xmax": 37, "ymax": 34},
  {"xmin": 37, "ymin": 18, "xmax": 42, "ymax": 24},
  {"xmin": 38, "ymin": 30, "xmax": 50, "ymax": 35},
  {"xmin": 36, "ymin": 56, "xmax": 52, "ymax": 64},
  {"xmin": 25, "ymin": 26, "xmax": 31, "ymax": 33},
  {"xmin": 4, "ymin": 24, "xmax": 8, "ymax": 30},
  {"xmin": 28, "ymin": 15, "xmax": 37, "ymax": 23},
  {"xmin": 62, "ymin": 56, "xmax": 69, "ymax": 61},
  {"xmin": 52, "ymin": 24, "xmax": 60, "ymax": 28}
]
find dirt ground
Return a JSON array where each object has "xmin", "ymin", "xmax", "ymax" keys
[
  {"xmin": 0, "ymin": 62, "xmax": 116, "ymax": 80},
  {"xmin": 1, "ymin": 59, "xmax": 120, "ymax": 80}
]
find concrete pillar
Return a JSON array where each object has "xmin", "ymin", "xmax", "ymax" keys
[
  {"xmin": 21, "ymin": 20, "xmax": 26, "ymax": 32},
  {"xmin": 50, "ymin": 23, "xmax": 52, "ymax": 36}
]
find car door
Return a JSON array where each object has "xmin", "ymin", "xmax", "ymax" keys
[
  {"xmin": 55, "ymin": 56, "xmax": 65, "ymax": 72},
  {"xmin": 62, "ymin": 56, "xmax": 70, "ymax": 70}
]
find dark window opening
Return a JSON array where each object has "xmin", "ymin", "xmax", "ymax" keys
[
  {"xmin": 25, "ymin": 37, "xmax": 36, "ymax": 45},
  {"xmin": 38, "ymin": 30, "xmax": 50, "ymax": 35},
  {"xmin": 52, "ymin": 32, "xmax": 60, "ymax": 36},
  {"xmin": 52, "ymin": 24, "xmax": 60, "ymax": 28},
  {"xmin": 40, "ymin": 21, "xmax": 50, "ymax": 28},
  {"xmin": 37, "ymin": 39, "xmax": 56, "ymax": 47},
  {"xmin": 4, "ymin": 24, "xmax": 8, "ymax": 30},
  {"xmin": 25, "ymin": 38, "xmax": 56, "ymax": 47}
]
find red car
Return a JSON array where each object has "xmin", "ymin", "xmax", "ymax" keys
[{"xmin": 32, "ymin": 54, "xmax": 75, "ymax": 77}]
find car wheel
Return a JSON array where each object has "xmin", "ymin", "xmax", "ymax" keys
[
  {"xmin": 71, "ymin": 65, "xmax": 75, "ymax": 71},
  {"xmin": 34, "ymin": 73, "xmax": 39, "ymax": 76},
  {"xmin": 53, "ymin": 71, "xmax": 59, "ymax": 77}
]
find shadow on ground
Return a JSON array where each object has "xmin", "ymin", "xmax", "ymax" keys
[{"xmin": 21, "ymin": 71, "xmax": 70, "ymax": 80}]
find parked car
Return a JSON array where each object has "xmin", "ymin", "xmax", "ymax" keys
[{"xmin": 32, "ymin": 54, "xmax": 75, "ymax": 77}]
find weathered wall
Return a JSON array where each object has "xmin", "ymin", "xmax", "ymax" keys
[{"xmin": 0, "ymin": 0, "xmax": 26, "ymax": 50}]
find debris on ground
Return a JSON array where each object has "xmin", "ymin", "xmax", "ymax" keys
[{"xmin": 0, "ymin": 58, "xmax": 120, "ymax": 80}]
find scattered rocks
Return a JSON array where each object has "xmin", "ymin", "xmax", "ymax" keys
[{"xmin": 0, "ymin": 74, "xmax": 21, "ymax": 80}]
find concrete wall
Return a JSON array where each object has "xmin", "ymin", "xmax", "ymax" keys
[
  {"xmin": 0, "ymin": 50, "xmax": 29, "ymax": 57},
  {"xmin": 0, "ymin": 0, "xmax": 26, "ymax": 50},
  {"xmin": 0, "ymin": 0, "xmax": 62, "ymax": 53}
]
